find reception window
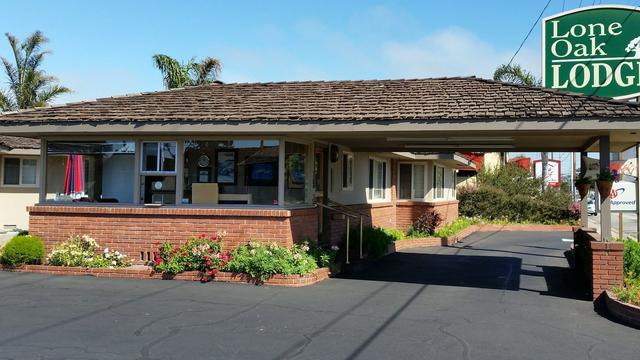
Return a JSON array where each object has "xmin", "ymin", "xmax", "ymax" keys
[{"xmin": 46, "ymin": 141, "xmax": 135, "ymax": 203}]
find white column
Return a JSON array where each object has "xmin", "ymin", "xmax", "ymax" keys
[
  {"xmin": 278, "ymin": 139, "xmax": 285, "ymax": 206},
  {"xmin": 580, "ymin": 151, "xmax": 588, "ymax": 228},
  {"xmin": 38, "ymin": 138, "xmax": 47, "ymax": 204},
  {"xmin": 133, "ymin": 140, "xmax": 141, "ymax": 205},
  {"xmin": 600, "ymin": 136, "xmax": 611, "ymax": 241},
  {"xmin": 175, "ymin": 141, "xmax": 184, "ymax": 205}
]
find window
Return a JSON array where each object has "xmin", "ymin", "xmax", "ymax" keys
[
  {"xmin": 46, "ymin": 141, "xmax": 135, "ymax": 203},
  {"xmin": 2, "ymin": 158, "xmax": 37, "ymax": 186},
  {"xmin": 182, "ymin": 139, "xmax": 280, "ymax": 206},
  {"xmin": 398, "ymin": 163, "xmax": 425, "ymax": 200},
  {"xmin": 342, "ymin": 152, "xmax": 353, "ymax": 190},
  {"xmin": 285, "ymin": 141, "xmax": 309, "ymax": 205},
  {"xmin": 433, "ymin": 165, "xmax": 444, "ymax": 199},
  {"xmin": 142, "ymin": 142, "xmax": 176, "ymax": 173},
  {"xmin": 368, "ymin": 158, "xmax": 387, "ymax": 200}
]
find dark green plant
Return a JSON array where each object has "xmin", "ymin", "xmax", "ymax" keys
[
  {"xmin": 623, "ymin": 239, "xmax": 640, "ymax": 278},
  {"xmin": 307, "ymin": 243, "xmax": 338, "ymax": 268},
  {"xmin": 0, "ymin": 235, "xmax": 44, "ymax": 266},
  {"xmin": 348, "ymin": 226, "xmax": 400, "ymax": 258},
  {"xmin": 574, "ymin": 175, "xmax": 594, "ymax": 186},
  {"xmin": 152, "ymin": 54, "xmax": 222, "ymax": 89},
  {"xmin": 493, "ymin": 63, "xmax": 540, "ymax": 86},
  {"xmin": 225, "ymin": 241, "xmax": 317, "ymax": 282}
]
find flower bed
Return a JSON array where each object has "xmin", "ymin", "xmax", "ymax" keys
[{"xmin": 0, "ymin": 264, "xmax": 330, "ymax": 287}]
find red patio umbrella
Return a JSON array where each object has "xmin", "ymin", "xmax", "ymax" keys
[{"xmin": 63, "ymin": 154, "xmax": 85, "ymax": 195}]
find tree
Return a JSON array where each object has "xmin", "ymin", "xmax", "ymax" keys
[
  {"xmin": 493, "ymin": 63, "xmax": 540, "ymax": 86},
  {"xmin": 152, "ymin": 54, "xmax": 222, "ymax": 89},
  {"xmin": 0, "ymin": 31, "xmax": 71, "ymax": 111}
]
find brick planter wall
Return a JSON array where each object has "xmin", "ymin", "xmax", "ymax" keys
[
  {"xmin": 396, "ymin": 200, "xmax": 459, "ymax": 230},
  {"xmin": 2, "ymin": 265, "xmax": 330, "ymax": 287},
  {"xmin": 573, "ymin": 228, "xmax": 625, "ymax": 300},
  {"xmin": 28, "ymin": 205, "xmax": 317, "ymax": 264},
  {"xmin": 604, "ymin": 291, "xmax": 640, "ymax": 328}
]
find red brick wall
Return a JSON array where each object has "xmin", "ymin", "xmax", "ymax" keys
[
  {"xmin": 290, "ymin": 207, "xmax": 319, "ymax": 244},
  {"xmin": 28, "ymin": 206, "xmax": 316, "ymax": 264},
  {"xmin": 574, "ymin": 228, "xmax": 625, "ymax": 300},
  {"xmin": 396, "ymin": 200, "xmax": 459, "ymax": 231}
]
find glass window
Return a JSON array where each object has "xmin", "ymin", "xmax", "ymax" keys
[
  {"xmin": 182, "ymin": 140, "xmax": 280, "ymax": 206},
  {"xmin": 368, "ymin": 158, "xmax": 386, "ymax": 200},
  {"xmin": 342, "ymin": 152, "xmax": 353, "ymax": 190},
  {"xmin": 46, "ymin": 141, "xmax": 135, "ymax": 203},
  {"xmin": 398, "ymin": 163, "xmax": 412, "ymax": 199},
  {"xmin": 142, "ymin": 142, "xmax": 176, "ymax": 173},
  {"xmin": 3, "ymin": 158, "xmax": 20, "ymax": 185},
  {"xmin": 434, "ymin": 166, "xmax": 444, "ymax": 199},
  {"xmin": 21, "ymin": 159, "xmax": 37, "ymax": 185},
  {"xmin": 413, "ymin": 164, "xmax": 425, "ymax": 198},
  {"xmin": 285, "ymin": 142, "xmax": 309, "ymax": 205}
]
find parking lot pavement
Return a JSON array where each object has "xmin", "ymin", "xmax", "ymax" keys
[{"xmin": 0, "ymin": 230, "xmax": 638, "ymax": 360}]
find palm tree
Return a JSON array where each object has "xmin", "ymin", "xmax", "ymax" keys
[
  {"xmin": 0, "ymin": 31, "xmax": 71, "ymax": 111},
  {"xmin": 152, "ymin": 54, "xmax": 222, "ymax": 89},
  {"xmin": 493, "ymin": 63, "xmax": 540, "ymax": 86}
]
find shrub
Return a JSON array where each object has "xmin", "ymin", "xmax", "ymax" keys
[
  {"xmin": 307, "ymin": 243, "xmax": 338, "ymax": 268},
  {"xmin": 613, "ymin": 277, "xmax": 640, "ymax": 306},
  {"xmin": 412, "ymin": 210, "xmax": 442, "ymax": 235},
  {"xmin": 152, "ymin": 232, "xmax": 228, "ymax": 280},
  {"xmin": 433, "ymin": 216, "xmax": 479, "ymax": 238},
  {"xmin": 0, "ymin": 235, "xmax": 44, "ymax": 266},
  {"xmin": 225, "ymin": 241, "xmax": 317, "ymax": 282},
  {"xmin": 47, "ymin": 235, "xmax": 129, "ymax": 268},
  {"xmin": 623, "ymin": 239, "xmax": 640, "ymax": 277},
  {"xmin": 348, "ymin": 226, "xmax": 400, "ymax": 258}
]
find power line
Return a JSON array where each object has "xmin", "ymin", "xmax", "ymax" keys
[{"xmin": 507, "ymin": 0, "xmax": 553, "ymax": 66}]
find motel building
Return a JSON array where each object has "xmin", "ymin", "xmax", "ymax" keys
[
  {"xmin": 0, "ymin": 76, "xmax": 638, "ymax": 262},
  {"xmin": 0, "ymin": 5, "xmax": 639, "ymax": 263}
]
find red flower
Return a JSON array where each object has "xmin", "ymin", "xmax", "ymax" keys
[
  {"xmin": 181, "ymin": 252, "xmax": 187, "ymax": 257},
  {"xmin": 209, "ymin": 269, "xmax": 217, "ymax": 276},
  {"xmin": 185, "ymin": 240, "xmax": 189, "ymax": 246},
  {"xmin": 200, "ymin": 233, "xmax": 206, "ymax": 238}
]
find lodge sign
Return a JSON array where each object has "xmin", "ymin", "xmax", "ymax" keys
[{"xmin": 543, "ymin": 6, "xmax": 640, "ymax": 99}]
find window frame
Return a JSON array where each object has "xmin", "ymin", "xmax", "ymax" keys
[
  {"xmin": 433, "ymin": 165, "xmax": 445, "ymax": 200},
  {"xmin": 1, "ymin": 156, "xmax": 39, "ymax": 187},
  {"xmin": 341, "ymin": 151, "xmax": 354, "ymax": 191},
  {"xmin": 397, "ymin": 162, "xmax": 427, "ymax": 201},
  {"xmin": 140, "ymin": 141, "xmax": 178, "ymax": 175},
  {"xmin": 368, "ymin": 157, "xmax": 388, "ymax": 201}
]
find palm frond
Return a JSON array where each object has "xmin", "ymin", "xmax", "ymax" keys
[
  {"xmin": 493, "ymin": 64, "xmax": 540, "ymax": 87},
  {"xmin": 152, "ymin": 54, "xmax": 192, "ymax": 89},
  {"xmin": 34, "ymin": 84, "xmax": 71, "ymax": 106},
  {"xmin": 194, "ymin": 57, "xmax": 222, "ymax": 85},
  {"xmin": 0, "ymin": 90, "xmax": 15, "ymax": 112}
]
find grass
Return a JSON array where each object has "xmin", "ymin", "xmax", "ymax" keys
[{"xmin": 612, "ymin": 276, "xmax": 640, "ymax": 307}]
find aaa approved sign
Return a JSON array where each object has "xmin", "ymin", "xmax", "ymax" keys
[{"xmin": 610, "ymin": 180, "xmax": 637, "ymax": 212}]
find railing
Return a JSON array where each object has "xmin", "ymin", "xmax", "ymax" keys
[{"xmin": 314, "ymin": 201, "xmax": 363, "ymax": 264}]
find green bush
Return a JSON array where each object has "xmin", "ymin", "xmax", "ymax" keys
[
  {"xmin": 307, "ymin": 243, "xmax": 338, "ymax": 268},
  {"xmin": 412, "ymin": 210, "xmax": 442, "ymax": 235},
  {"xmin": 348, "ymin": 226, "xmax": 400, "ymax": 258},
  {"xmin": 47, "ymin": 235, "xmax": 129, "ymax": 268},
  {"xmin": 152, "ymin": 233, "xmax": 226, "ymax": 277},
  {"xmin": 623, "ymin": 239, "xmax": 640, "ymax": 277},
  {"xmin": 0, "ymin": 235, "xmax": 44, "ymax": 266},
  {"xmin": 613, "ymin": 277, "xmax": 640, "ymax": 306},
  {"xmin": 225, "ymin": 241, "xmax": 317, "ymax": 282},
  {"xmin": 459, "ymin": 164, "xmax": 576, "ymax": 224},
  {"xmin": 433, "ymin": 217, "xmax": 479, "ymax": 238}
]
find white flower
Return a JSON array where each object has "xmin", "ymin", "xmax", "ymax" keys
[
  {"xmin": 103, "ymin": 248, "xmax": 109, "ymax": 254},
  {"xmin": 293, "ymin": 253, "xmax": 302, "ymax": 261},
  {"xmin": 331, "ymin": 245, "xmax": 339, "ymax": 251},
  {"xmin": 265, "ymin": 250, "xmax": 272, "ymax": 256},
  {"xmin": 249, "ymin": 249, "xmax": 256, "ymax": 256},
  {"xmin": 111, "ymin": 260, "xmax": 117, "ymax": 265}
]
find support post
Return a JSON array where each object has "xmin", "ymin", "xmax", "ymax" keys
[
  {"xmin": 580, "ymin": 151, "xmax": 589, "ymax": 228},
  {"xmin": 637, "ymin": 143, "xmax": 640, "ymax": 240},
  {"xmin": 600, "ymin": 136, "xmax": 611, "ymax": 241},
  {"xmin": 345, "ymin": 216, "xmax": 350, "ymax": 265},
  {"xmin": 38, "ymin": 138, "xmax": 47, "ymax": 204},
  {"xmin": 359, "ymin": 216, "xmax": 363, "ymax": 260}
]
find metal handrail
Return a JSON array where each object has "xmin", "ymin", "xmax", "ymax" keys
[{"xmin": 314, "ymin": 201, "xmax": 364, "ymax": 264}]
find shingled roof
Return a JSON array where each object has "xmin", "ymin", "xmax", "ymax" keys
[
  {"xmin": 0, "ymin": 136, "xmax": 40, "ymax": 150},
  {"xmin": 0, "ymin": 77, "xmax": 639, "ymax": 124}
]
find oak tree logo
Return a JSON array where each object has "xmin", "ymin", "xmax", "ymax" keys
[{"xmin": 626, "ymin": 36, "xmax": 640, "ymax": 58}]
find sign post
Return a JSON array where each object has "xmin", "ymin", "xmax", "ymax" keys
[{"xmin": 543, "ymin": 6, "xmax": 640, "ymax": 100}]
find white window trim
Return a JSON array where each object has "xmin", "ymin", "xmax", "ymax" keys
[
  {"xmin": 140, "ymin": 141, "xmax": 178, "ymax": 175},
  {"xmin": 341, "ymin": 151, "xmax": 354, "ymax": 191},
  {"xmin": 1, "ymin": 156, "xmax": 39, "ymax": 188},
  {"xmin": 368, "ymin": 157, "xmax": 389, "ymax": 202}
]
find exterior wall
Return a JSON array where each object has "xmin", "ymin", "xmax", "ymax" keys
[
  {"xmin": 396, "ymin": 200, "xmax": 459, "ymax": 231},
  {"xmin": 28, "ymin": 206, "xmax": 317, "ymax": 264},
  {"xmin": 0, "ymin": 154, "xmax": 39, "ymax": 229},
  {"xmin": 573, "ymin": 228, "xmax": 625, "ymax": 300}
]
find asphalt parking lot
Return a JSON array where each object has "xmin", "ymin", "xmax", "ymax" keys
[{"xmin": 0, "ymin": 230, "xmax": 638, "ymax": 360}]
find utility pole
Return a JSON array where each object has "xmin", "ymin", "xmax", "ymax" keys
[{"xmin": 541, "ymin": 152, "xmax": 549, "ymax": 190}]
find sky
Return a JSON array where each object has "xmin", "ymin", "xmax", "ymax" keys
[
  {"xmin": 1, "ymin": 0, "xmax": 637, "ymax": 105},
  {"xmin": 1, "ymin": 0, "xmax": 639, "ymax": 173}
]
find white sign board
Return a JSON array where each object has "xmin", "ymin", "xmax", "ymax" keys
[
  {"xmin": 534, "ymin": 159, "xmax": 561, "ymax": 187},
  {"xmin": 611, "ymin": 180, "xmax": 637, "ymax": 212}
]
